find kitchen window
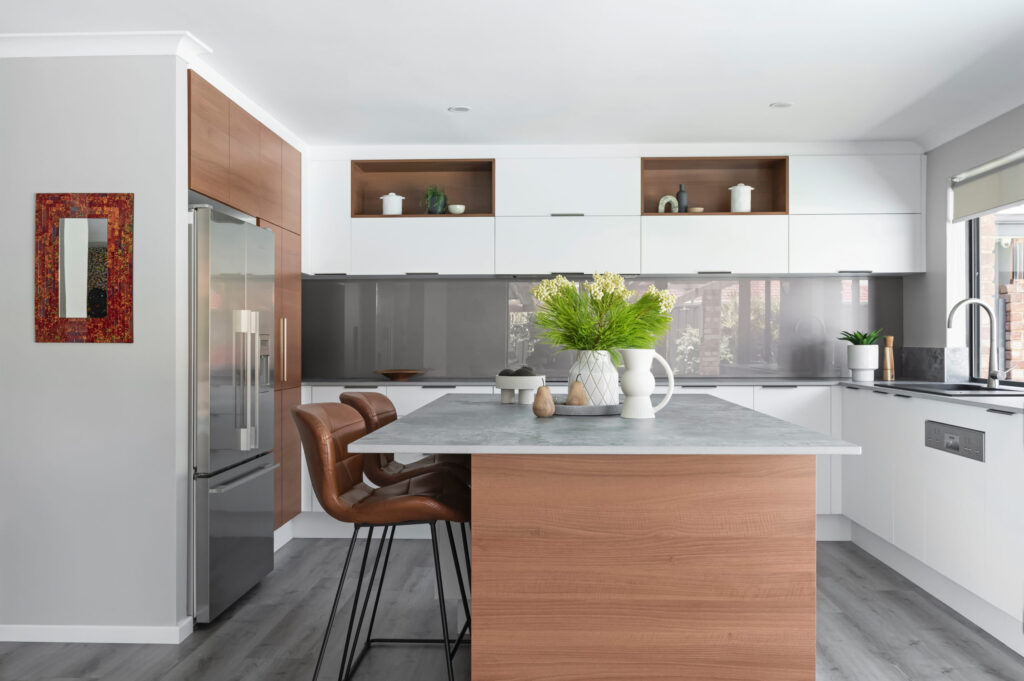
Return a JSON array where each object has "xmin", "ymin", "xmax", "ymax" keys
[{"xmin": 967, "ymin": 207, "xmax": 1024, "ymax": 383}]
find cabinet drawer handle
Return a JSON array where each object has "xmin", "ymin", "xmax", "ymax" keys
[
  {"xmin": 678, "ymin": 385, "xmax": 718, "ymax": 389},
  {"xmin": 872, "ymin": 390, "xmax": 890, "ymax": 395},
  {"xmin": 550, "ymin": 213, "xmax": 584, "ymax": 217},
  {"xmin": 550, "ymin": 271, "xmax": 584, "ymax": 276},
  {"xmin": 893, "ymin": 393, "xmax": 912, "ymax": 399},
  {"xmin": 283, "ymin": 317, "xmax": 288, "ymax": 383},
  {"xmin": 845, "ymin": 386, "xmax": 861, "ymax": 390},
  {"xmin": 697, "ymin": 271, "xmax": 732, "ymax": 275},
  {"xmin": 838, "ymin": 270, "xmax": 873, "ymax": 274},
  {"xmin": 986, "ymin": 408, "xmax": 1015, "ymax": 415},
  {"xmin": 209, "ymin": 463, "xmax": 280, "ymax": 495},
  {"xmin": 405, "ymin": 272, "xmax": 439, "ymax": 276},
  {"xmin": 760, "ymin": 385, "xmax": 798, "ymax": 389},
  {"xmin": 429, "ymin": 385, "xmax": 457, "ymax": 389}
]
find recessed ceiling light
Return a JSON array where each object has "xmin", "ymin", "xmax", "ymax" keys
[
  {"xmin": 448, "ymin": 105, "xmax": 471, "ymax": 113},
  {"xmin": 768, "ymin": 102, "xmax": 792, "ymax": 109}
]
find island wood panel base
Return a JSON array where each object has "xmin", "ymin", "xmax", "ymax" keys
[{"xmin": 470, "ymin": 454, "xmax": 816, "ymax": 681}]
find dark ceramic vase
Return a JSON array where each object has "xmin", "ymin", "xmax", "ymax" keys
[
  {"xmin": 426, "ymin": 194, "xmax": 448, "ymax": 214},
  {"xmin": 675, "ymin": 184, "xmax": 688, "ymax": 213}
]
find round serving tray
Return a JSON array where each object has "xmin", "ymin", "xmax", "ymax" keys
[{"xmin": 553, "ymin": 399, "xmax": 623, "ymax": 416}]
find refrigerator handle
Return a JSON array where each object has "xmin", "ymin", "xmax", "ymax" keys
[{"xmin": 251, "ymin": 310, "xmax": 260, "ymax": 448}]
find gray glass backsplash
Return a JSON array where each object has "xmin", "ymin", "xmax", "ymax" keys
[{"xmin": 303, "ymin": 276, "xmax": 902, "ymax": 381}]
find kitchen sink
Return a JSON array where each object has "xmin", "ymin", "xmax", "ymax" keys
[{"xmin": 890, "ymin": 382, "xmax": 1024, "ymax": 397}]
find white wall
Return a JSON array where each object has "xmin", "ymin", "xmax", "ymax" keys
[
  {"xmin": 0, "ymin": 56, "xmax": 189, "ymax": 641},
  {"xmin": 906, "ymin": 103, "xmax": 1024, "ymax": 347}
]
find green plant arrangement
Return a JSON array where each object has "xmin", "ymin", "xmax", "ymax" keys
[
  {"xmin": 838, "ymin": 328, "xmax": 883, "ymax": 345},
  {"xmin": 423, "ymin": 185, "xmax": 448, "ymax": 214},
  {"xmin": 530, "ymin": 273, "xmax": 677, "ymax": 363}
]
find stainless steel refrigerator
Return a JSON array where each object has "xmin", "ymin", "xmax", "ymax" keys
[{"xmin": 189, "ymin": 193, "xmax": 276, "ymax": 623}]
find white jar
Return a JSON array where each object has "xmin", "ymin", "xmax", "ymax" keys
[
  {"xmin": 728, "ymin": 183, "xmax": 754, "ymax": 213},
  {"xmin": 380, "ymin": 192, "xmax": 405, "ymax": 215}
]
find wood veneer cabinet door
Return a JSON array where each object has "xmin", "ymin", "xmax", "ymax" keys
[
  {"xmin": 279, "ymin": 228, "xmax": 302, "ymax": 390},
  {"xmin": 228, "ymin": 102, "xmax": 262, "ymax": 217},
  {"xmin": 282, "ymin": 142, "xmax": 301, "ymax": 233},
  {"xmin": 280, "ymin": 387, "xmax": 302, "ymax": 524},
  {"xmin": 188, "ymin": 71, "xmax": 231, "ymax": 202},
  {"xmin": 259, "ymin": 125, "xmax": 283, "ymax": 226},
  {"xmin": 273, "ymin": 390, "xmax": 284, "ymax": 529}
]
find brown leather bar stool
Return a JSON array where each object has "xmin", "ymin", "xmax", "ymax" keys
[
  {"xmin": 293, "ymin": 402, "xmax": 470, "ymax": 681},
  {"xmin": 340, "ymin": 391, "xmax": 473, "ymax": 582},
  {"xmin": 339, "ymin": 391, "xmax": 471, "ymax": 487}
]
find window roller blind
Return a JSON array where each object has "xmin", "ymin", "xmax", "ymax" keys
[{"xmin": 952, "ymin": 149, "xmax": 1024, "ymax": 222}]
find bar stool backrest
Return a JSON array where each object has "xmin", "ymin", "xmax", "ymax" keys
[
  {"xmin": 291, "ymin": 402, "xmax": 368, "ymax": 523},
  {"xmin": 340, "ymin": 392, "xmax": 399, "ymax": 477}
]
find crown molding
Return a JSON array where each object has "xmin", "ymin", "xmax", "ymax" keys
[{"xmin": 0, "ymin": 31, "xmax": 211, "ymax": 60}]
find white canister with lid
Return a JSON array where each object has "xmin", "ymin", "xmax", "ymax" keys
[
  {"xmin": 380, "ymin": 192, "xmax": 405, "ymax": 215},
  {"xmin": 728, "ymin": 183, "xmax": 754, "ymax": 213}
]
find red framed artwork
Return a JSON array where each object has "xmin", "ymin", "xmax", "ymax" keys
[{"xmin": 35, "ymin": 193, "xmax": 133, "ymax": 343}]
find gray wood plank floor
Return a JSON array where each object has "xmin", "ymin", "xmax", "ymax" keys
[{"xmin": 1, "ymin": 540, "xmax": 1022, "ymax": 681}]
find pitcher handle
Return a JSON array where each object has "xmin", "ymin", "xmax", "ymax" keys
[{"xmin": 652, "ymin": 351, "xmax": 674, "ymax": 413}]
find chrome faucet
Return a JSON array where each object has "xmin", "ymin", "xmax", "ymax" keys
[{"xmin": 947, "ymin": 298, "xmax": 1004, "ymax": 388}]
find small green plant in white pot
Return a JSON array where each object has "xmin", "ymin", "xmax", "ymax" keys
[{"xmin": 839, "ymin": 328, "xmax": 883, "ymax": 382}]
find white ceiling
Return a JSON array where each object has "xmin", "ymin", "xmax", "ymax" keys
[{"xmin": 5, "ymin": 0, "xmax": 1024, "ymax": 148}]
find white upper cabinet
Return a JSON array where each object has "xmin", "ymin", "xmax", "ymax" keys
[
  {"xmin": 641, "ymin": 215, "xmax": 788, "ymax": 274},
  {"xmin": 495, "ymin": 216, "xmax": 641, "ymax": 275},
  {"xmin": 789, "ymin": 155, "xmax": 923, "ymax": 214},
  {"xmin": 496, "ymin": 157, "xmax": 640, "ymax": 216},
  {"xmin": 789, "ymin": 213, "xmax": 923, "ymax": 273},
  {"xmin": 350, "ymin": 217, "xmax": 494, "ymax": 275}
]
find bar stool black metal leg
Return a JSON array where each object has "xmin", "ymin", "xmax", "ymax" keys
[
  {"xmin": 338, "ymin": 526, "xmax": 374, "ymax": 681},
  {"xmin": 345, "ymin": 525, "xmax": 390, "ymax": 680},
  {"xmin": 446, "ymin": 521, "xmax": 471, "ymax": 626},
  {"xmin": 430, "ymin": 522, "xmax": 456, "ymax": 681},
  {"xmin": 312, "ymin": 525, "xmax": 361, "ymax": 681},
  {"xmin": 364, "ymin": 525, "xmax": 396, "ymax": 647},
  {"xmin": 460, "ymin": 522, "xmax": 471, "ymax": 586}
]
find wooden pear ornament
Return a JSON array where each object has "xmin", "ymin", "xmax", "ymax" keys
[
  {"xmin": 532, "ymin": 385, "xmax": 556, "ymax": 418},
  {"xmin": 566, "ymin": 375, "xmax": 588, "ymax": 406}
]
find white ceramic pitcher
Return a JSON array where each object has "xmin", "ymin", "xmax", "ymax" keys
[{"xmin": 619, "ymin": 348, "xmax": 674, "ymax": 419}]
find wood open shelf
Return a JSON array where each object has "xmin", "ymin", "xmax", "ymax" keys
[
  {"xmin": 351, "ymin": 159, "xmax": 495, "ymax": 217},
  {"xmin": 641, "ymin": 156, "xmax": 788, "ymax": 215}
]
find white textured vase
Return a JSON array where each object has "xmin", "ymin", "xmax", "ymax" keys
[
  {"xmin": 568, "ymin": 350, "xmax": 620, "ymax": 406},
  {"xmin": 619, "ymin": 349, "xmax": 675, "ymax": 419},
  {"xmin": 848, "ymin": 344, "xmax": 879, "ymax": 382}
]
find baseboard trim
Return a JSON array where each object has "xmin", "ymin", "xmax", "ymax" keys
[
  {"xmin": 850, "ymin": 522, "xmax": 1024, "ymax": 658},
  {"xmin": 273, "ymin": 518, "xmax": 295, "ymax": 552},
  {"xmin": 289, "ymin": 511, "xmax": 431, "ymax": 539},
  {"xmin": 816, "ymin": 514, "xmax": 851, "ymax": 541},
  {"xmin": 0, "ymin": 617, "xmax": 193, "ymax": 644}
]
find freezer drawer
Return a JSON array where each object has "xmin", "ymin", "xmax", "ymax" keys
[{"xmin": 194, "ymin": 454, "xmax": 277, "ymax": 623}]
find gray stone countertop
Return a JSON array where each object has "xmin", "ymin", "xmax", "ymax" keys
[
  {"xmin": 303, "ymin": 377, "xmax": 844, "ymax": 387},
  {"xmin": 840, "ymin": 381, "xmax": 1024, "ymax": 414},
  {"xmin": 349, "ymin": 394, "xmax": 861, "ymax": 455}
]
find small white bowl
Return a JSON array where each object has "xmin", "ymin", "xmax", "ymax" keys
[{"xmin": 448, "ymin": 204, "xmax": 466, "ymax": 215}]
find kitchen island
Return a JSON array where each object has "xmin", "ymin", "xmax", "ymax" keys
[{"xmin": 350, "ymin": 394, "xmax": 860, "ymax": 681}]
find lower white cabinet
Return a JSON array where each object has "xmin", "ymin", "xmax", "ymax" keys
[
  {"xmin": 350, "ymin": 217, "xmax": 495, "ymax": 275},
  {"xmin": 752, "ymin": 386, "xmax": 833, "ymax": 514},
  {"xmin": 494, "ymin": 216, "xmax": 641, "ymax": 274},
  {"xmin": 841, "ymin": 387, "xmax": 895, "ymax": 541},
  {"xmin": 841, "ymin": 387, "xmax": 1024, "ymax": 620},
  {"xmin": 641, "ymin": 215, "xmax": 789, "ymax": 274},
  {"xmin": 788, "ymin": 214, "xmax": 923, "ymax": 274}
]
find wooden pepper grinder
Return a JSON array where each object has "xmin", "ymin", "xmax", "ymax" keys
[{"xmin": 881, "ymin": 336, "xmax": 895, "ymax": 381}]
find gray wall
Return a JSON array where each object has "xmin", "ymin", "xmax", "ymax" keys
[
  {"xmin": 907, "ymin": 103, "xmax": 1024, "ymax": 347},
  {"xmin": 0, "ymin": 56, "xmax": 188, "ymax": 631}
]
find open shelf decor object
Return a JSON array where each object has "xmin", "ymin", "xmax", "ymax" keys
[
  {"xmin": 35, "ymin": 193, "xmax": 133, "ymax": 343},
  {"xmin": 641, "ymin": 156, "xmax": 789, "ymax": 215},
  {"xmin": 351, "ymin": 159, "xmax": 495, "ymax": 217}
]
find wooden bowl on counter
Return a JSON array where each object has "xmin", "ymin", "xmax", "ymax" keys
[{"xmin": 374, "ymin": 369, "xmax": 426, "ymax": 382}]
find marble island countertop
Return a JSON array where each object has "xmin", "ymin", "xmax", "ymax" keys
[{"xmin": 349, "ymin": 393, "xmax": 861, "ymax": 455}]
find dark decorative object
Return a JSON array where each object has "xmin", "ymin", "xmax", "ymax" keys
[
  {"xmin": 424, "ymin": 185, "xmax": 448, "ymax": 214},
  {"xmin": 675, "ymin": 183, "xmax": 688, "ymax": 213},
  {"xmin": 35, "ymin": 193, "xmax": 133, "ymax": 343}
]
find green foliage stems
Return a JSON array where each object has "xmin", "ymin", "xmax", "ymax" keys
[{"xmin": 837, "ymin": 328, "xmax": 884, "ymax": 345}]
